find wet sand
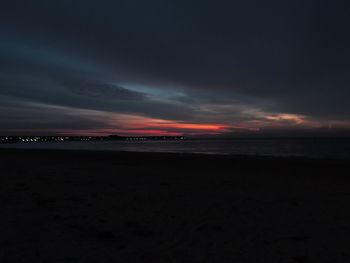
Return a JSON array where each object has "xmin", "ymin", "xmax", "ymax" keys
[{"xmin": 1, "ymin": 148, "xmax": 350, "ymax": 262}]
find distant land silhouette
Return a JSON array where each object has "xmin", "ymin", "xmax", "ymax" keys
[{"xmin": 0, "ymin": 135, "xmax": 185, "ymax": 144}]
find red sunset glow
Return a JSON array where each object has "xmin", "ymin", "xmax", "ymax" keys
[{"xmin": 147, "ymin": 123, "xmax": 228, "ymax": 130}]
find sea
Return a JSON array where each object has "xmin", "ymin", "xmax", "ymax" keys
[{"xmin": 1, "ymin": 138, "xmax": 350, "ymax": 159}]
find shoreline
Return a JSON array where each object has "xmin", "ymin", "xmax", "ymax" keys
[
  {"xmin": 1, "ymin": 147, "xmax": 349, "ymax": 167},
  {"xmin": 1, "ymin": 145, "xmax": 349, "ymax": 157}
]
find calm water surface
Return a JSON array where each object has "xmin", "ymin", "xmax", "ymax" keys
[{"xmin": 1, "ymin": 138, "xmax": 350, "ymax": 159}]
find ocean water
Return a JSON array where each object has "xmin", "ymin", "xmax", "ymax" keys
[{"xmin": 1, "ymin": 138, "xmax": 350, "ymax": 159}]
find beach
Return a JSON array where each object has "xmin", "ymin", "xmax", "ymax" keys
[{"xmin": 1, "ymin": 148, "xmax": 350, "ymax": 262}]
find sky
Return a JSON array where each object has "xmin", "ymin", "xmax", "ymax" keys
[{"xmin": 1, "ymin": 0, "xmax": 350, "ymax": 137}]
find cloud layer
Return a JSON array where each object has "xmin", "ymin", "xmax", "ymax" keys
[{"xmin": 1, "ymin": 0, "xmax": 350, "ymax": 136}]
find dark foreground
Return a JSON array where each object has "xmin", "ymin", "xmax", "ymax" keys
[{"xmin": 1, "ymin": 149, "xmax": 350, "ymax": 262}]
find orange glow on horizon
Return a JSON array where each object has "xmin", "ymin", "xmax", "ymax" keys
[
  {"xmin": 30, "ymin": 112, "xmax": 262, "ymax": 136},
  {"xmin": 148, "ymin": 123, "xmax": 228, "ymax": 130},
  {"xmin": 107, "ymin": 114, "xmax": 233, "ymax": 133},
  {"xmin": 265, "ymin": 114, "xmax": 304, "ymax": 124}
]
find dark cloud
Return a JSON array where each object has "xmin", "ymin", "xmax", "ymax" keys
[
  {"xmin": 0, "ymin": 0, "xmax": 349, "ymax": 134},
  {"xmin": 62, "ymin": 81, "xmax": 146, "ymax": 101},
  {"xmin": 0, "ymin": 96, "xmax": 106, "ymax": 134},
  {"xmin": 0, "ymin": 42, "xmax": 195, "ymax": 121}
]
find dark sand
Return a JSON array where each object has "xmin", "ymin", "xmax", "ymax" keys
[{"xmin": 1, "ymin": 148, "xmax": 350, "ymax": 262}]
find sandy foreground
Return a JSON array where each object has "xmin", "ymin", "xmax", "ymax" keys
[{"xmin": 1, "ymin": 148, "xmax": 350, "ymax": 262}]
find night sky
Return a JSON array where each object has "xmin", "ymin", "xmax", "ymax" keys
[{"xmin": 1, "ymin": 0, "xmax": 350, "ymax": 136}]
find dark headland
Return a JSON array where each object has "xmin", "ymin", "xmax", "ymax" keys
[{"xmin": 1, "ymin": 148, "xmax": 350, "ymax": 262}]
